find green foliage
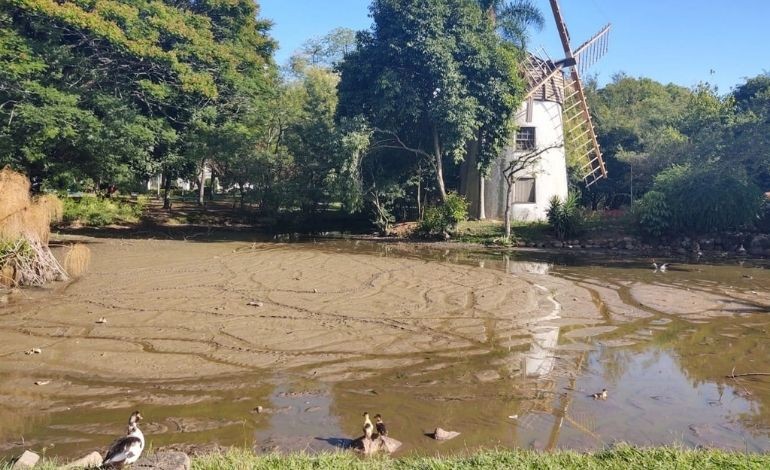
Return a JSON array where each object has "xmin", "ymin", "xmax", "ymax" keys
[
  {"xmin": 419, "ymin": 193, "xmax": 469, "ymax": 236},
  {"xmin": 546, "ymin": 193, "xmax": 582, "ymax": 241},
  {"xmin": 337, "ymin": 0, "xmax": 524, "ymax": 196},
  {"xmin": 649, "ymin": 164, "xmax": 763, "ymax": 234},
  {"xmin": 1, "ymin": 0, "xmax": 277, "ymax": 192},
  {"xmin": 583, "ymin": 73, "xmax": 770, "ymax": 213},
  {"xmin": 632, "ymin": 190, "xmax": 671, "ymax": 238},
  {"xmin": 62, "ymin": 196, "xmax": 148, "ymax": 226}
]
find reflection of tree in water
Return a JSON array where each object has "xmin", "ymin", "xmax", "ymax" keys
[{"xmin": 663, "ymin": 315, "xmax": 770, "ymax": 433}]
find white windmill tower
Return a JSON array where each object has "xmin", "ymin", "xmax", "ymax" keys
[{"xmin": 462, "ymin": 0, "xmax": 610, "ymax": 221}]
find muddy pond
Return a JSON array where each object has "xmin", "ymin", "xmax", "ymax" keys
[{"xmin": 1, "ymin": 236, "xmax": 769, "ymax": 459}]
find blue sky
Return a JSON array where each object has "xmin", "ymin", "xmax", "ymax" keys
[{"xmin": 260, "ymin": 0, "xmax": 769, "ymax": 93}]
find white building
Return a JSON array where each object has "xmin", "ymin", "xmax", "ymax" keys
[{"xmin": 461, "ymin": 61, "xmax": 569, "ymax": 222}]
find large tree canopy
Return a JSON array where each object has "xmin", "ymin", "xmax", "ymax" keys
[
  {"xmin": 0, "ymin": 0, "xmax": 276, "ymax": 188},
  {"xmin": 337, "ymin": 0, "xmax": 523, "ymax": 202}
]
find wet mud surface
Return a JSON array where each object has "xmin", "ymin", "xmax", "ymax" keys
[{"xmin": 1, "ymin": 237, "xmax": 769, "ymax": 458}]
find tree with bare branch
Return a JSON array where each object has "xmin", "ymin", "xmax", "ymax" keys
[{"xmin": 502, "ymin": 143, "xmax": 562, "ymax": 240}]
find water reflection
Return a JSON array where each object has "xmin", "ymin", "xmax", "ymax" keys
[{"xmin": 1, "ymin": 239, "xmax": 769, "ymax": 459}]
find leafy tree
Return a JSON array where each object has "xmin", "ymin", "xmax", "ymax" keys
[
  {"xmin": 337, "ymin": 0, "xmax": 522, "ymax": 203},
  {"xmin": 477, "ymin": 0, "xmax": 545, "ymax": 48},
  {"xmin": 296, "ymin": 27, "xmax": 357, "ymax": 68},
  {"xmin": 0, "ymin": 0, "xmax": 277, "ymax": 202}
]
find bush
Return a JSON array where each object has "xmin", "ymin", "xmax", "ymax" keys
[
  {"xmin": 651, "ymin": 164, "xmax": 763, "ymax": 234},
  {"xmin": 546, "ymin": 192, "xmax": 582, "ymax": 241},
  {"xmin": 633, "ymin": 190, "xmax": 671, "ymax": 238},
  {"xmin": 419, "ymin": 193, "xmax": 469, "ymax": 236},
  {"xmin": 62, "ymin": 196, "xmax": 148, "ymax": 226}
]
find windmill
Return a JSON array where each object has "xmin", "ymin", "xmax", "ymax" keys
[{"xmin": 520, "ymin": 0, "xmax": 610, "ymax": 187}]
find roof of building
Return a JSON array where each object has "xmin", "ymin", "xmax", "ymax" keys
[{"xmin": 523, "ymin": 54, "xmax": 567, "ymax": 104}]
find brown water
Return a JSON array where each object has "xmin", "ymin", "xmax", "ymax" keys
[{"xmin": 1, "ymin": 238, "xmax": 769, "ymax": 460}]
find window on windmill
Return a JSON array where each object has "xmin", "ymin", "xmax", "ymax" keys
[
  {"xmin": 514, "ymin": 178, "xmax": 536, "ymax": 203},
  {"xmin": 515, "ymin": 127, "xmax": 536, "ymax": 150}
]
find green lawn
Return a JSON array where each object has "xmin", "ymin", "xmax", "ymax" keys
[
  {"xmin": 454, "ymin": 219, "xmax": 550, "ymax": 245},
  {"xmin": 7, "ymin": 447, "xmax": 768, "ymax": 470}
]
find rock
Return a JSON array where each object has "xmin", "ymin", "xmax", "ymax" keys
[
  {"xmin": 359, "ymin": 436, "xmax": 402, "ymax": 455},
  {"xmin": 474, "ymin": 370, "xmax": 501, "ymax": 382},
  {"xmin": 135, "ymin": 451, "xmax": 191, "ymax": 470},
  {"xmin": 432, "ymin": 427, "xmax": 460, "ymax": 441},
  {"xmin": 34, "ymin": 380, "xmax": 50, "ymax": 386},
  {"xmin": 12, "ymin": 450, "xmax": 40, "ymax": 469},
  {"xmin": 247, "ymin": 301, "xmax": 263, "ymax": 307},
  {"xmin": 61, "ymin": 451, "xmax": 103, "ymax": 469},
  {"xmin": 254, "ymin": 405, "xmax": 263, "ymax": 413}
]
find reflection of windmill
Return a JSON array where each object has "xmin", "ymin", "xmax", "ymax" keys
[{"xmin": 521, "ymin": 0, "xmax": 610, "ymax": 186}]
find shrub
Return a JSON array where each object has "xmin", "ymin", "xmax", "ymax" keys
[
  {"xmin": 419, "ymin": 192, "xmax": 469, "ymax": 236},
  {"xmin": 546, "ymin": 192, "xmax": 582, "ymax": 241},
  {"xmin": 633, "ymin": 190, "xmax": 671, "ymax": 238},
  {"xmin": 652, "ymin": 164, "xmax": 763, "ymax": 234},
  {"xmin": 62, "ymin": 196, "xmax": 148, "ymax": 226}
]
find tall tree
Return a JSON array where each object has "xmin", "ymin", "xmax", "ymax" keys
[
  {"xmin": 0, "ymin": 0, "xmax": 277, "ymax": 197},
  {"xmin": 338, "ymin": 0, "xmax": 521, "ymax": 203},
  {"xmin": 477, "ymin": 0, "xmax": 545, "ymax": 48}
]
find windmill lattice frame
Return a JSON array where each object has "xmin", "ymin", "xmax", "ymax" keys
[{"xmin": 522, "ymin": 1, "xmax": 611, "ymax": 187}]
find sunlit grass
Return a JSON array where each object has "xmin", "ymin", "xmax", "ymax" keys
[{"xmin": 4, "ymin": 446, "xmax": 769, "ymax": 469}]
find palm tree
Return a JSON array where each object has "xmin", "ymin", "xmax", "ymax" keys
[{"xmin": 478, "ymin": 0, "xmax": 546, "ymax": 49}]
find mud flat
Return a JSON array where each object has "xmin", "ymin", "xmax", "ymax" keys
[{"xmin": 1, "ymin": 237, "xmax": 769, "ymax": 458}]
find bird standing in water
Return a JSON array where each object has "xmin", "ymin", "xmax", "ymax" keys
[
  {"xmin": 375, "ymin": 414, "xmax": 388, "ymax": 437},
  {"xmin": 590, "ymin": 389, "xmax": 608, "ymax": 400},
  {"xmin": 101, "ymin": 411, "xmax": 144, "ymax": 468},
  {"xmin": 362, "ymin": 412, "xmax": 374, "ymax": 440}
]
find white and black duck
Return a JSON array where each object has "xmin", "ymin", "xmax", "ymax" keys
[
  {"xmin": 362, "ymin": 412, "xmax": 374, "ymax": 440},
  {"xmin": 101, "ymin": 411, "xmax": 144, "ymax": 469}
]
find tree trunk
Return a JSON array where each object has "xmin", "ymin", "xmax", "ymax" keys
[
  {"xmin": 432, "ymin": 127, "xmax": 447, "ymax": 202},
  {"xmin": 478, "ymin": 175, "xmax": 486, "ymax": 220},
  {"xmin": 504, "ymin": 178, "xmax": 514, "ymax": 241},
  {"xmin": 209, "ymin": 170, "xmax": 215, "ymax": 201},
  {"xmin": 163, "ymin": 173, "xmax": 172, "ymax": 209},
  {"xmin": 416, "ymin": 166, "xmax": 422, "ymax": 220},
  {"xmin": 198, "ymin": 158, "xmax": 206, "ymax": 207},
  {"xmin": 239, "ymin": 183, "xmax": 245, "ymax": 210}
]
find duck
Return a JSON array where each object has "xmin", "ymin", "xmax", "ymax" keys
[
  {"xmin": 652, "ymin": 261, "xmax": 668, "ymax": 272},
  {"xmin": 101, "ymin": 411, "xmax": 144, "ymax": 468},
  {"xmin": 375, "ymin": 414, "xmax": 388, "ymax": 437},
  {"xmin": 590, "ymin": 389, "xmax": 608, "ymax": 400},
  {"xmin": 362, "ymin": 412, "xmax": 374, "ymax": 440}
]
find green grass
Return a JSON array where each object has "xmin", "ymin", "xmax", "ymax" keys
[
  {"xmin": 454, "ymin": 220, "xmax": 550, "ymax": 245},
  {"xmin": 7, "ymin": 447, "xmax": 768, "ymax": 470},
  {"xmin": 62, "ymin": 195, "xmax": 148, "ymax": 226}
]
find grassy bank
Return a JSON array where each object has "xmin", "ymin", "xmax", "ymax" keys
[
  {"xmin": 5, "ymin": 447, "xmax": 769, "ymax": 470},
  {"xmin": 62, "ymin": 195, "xmax": 148, "ymax": 226}
]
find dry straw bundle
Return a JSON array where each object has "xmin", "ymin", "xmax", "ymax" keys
[
  {"xmin": 0, "ymin": 167, "xmax": 70, "ymax": 287},
  {"xmin": 64, "ymin": 243, "xmax": 91, "ymax": 278}
]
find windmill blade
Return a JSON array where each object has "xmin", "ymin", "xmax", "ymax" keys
[
  {"xmin": 573, "ymin": 24, "xmax": 611, "ymax": 77},
  {"xmin": 561, "ymin": 71, "xmax": 607, "ymax": 187}
]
